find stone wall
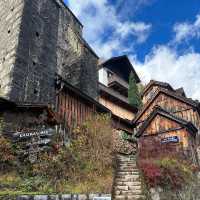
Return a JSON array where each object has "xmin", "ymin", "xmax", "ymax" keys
[
  {"xmin": 12, "ymin": 194, "xmax": 111, "ymax": 200},
  {"xmin": 0, "ymin": 0, "xmax": 24, "ymax": 99},
  {"xmin": 0, "ymin": 0, "xmax": 99, "ymax": 104}
]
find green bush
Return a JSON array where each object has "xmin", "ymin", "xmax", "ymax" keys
[
  {"xmin": 0, "ymin": 136, "xmax": 16, "ymax": 171},
  {"xmin": 128, "ymin": 72, "xmax": 142, "ymax": 108}
]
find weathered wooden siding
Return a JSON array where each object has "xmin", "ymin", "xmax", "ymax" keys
[
  {"xmin": 139, "ymin": 129, "xmax": 189, "ymax": 148},
  {"xmin": 142, "ymin": 86, "xmax": 159, "ymax": 104},
  {"xmin": 144, "ymin": 115, "xmax": 182, "ymax": 136},
  {"xmin": 56, "ymin": 90, "xmax": 96, "ymax": 129},
  {"xmin": 99, "ymin": 97, "xmax": 135, "ymax": 121},
  {"xmin": 137, "ymin": 93, "xmax": 200, "ymax": 130}
]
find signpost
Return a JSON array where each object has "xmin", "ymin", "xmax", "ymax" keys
[{"xmin": 12, "ymin": 128, "xmax": 56, "ymax": 163}]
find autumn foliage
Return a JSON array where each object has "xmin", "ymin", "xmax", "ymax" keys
[
  {"xmin": 0, "ymin": 135, "xmax": 16, "ymax": 171},
  {"xmin": 138, "ymin": 137, "xmax": 199, "ymax": 190}
]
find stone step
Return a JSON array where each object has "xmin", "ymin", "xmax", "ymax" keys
[
  {"xmin": 117, "ymin": 160, "xmax": 136, "ymax": 162},
  {"xmin": 117, "ymin": 163, "xmax": 137, "ymax": 166},
  {"xmin": 117, "ymin": 169, "xmax": 139, "ymax": 173},
  {"xmin": 113, "ymin": 154, "xmax": 144, "ymax": 200},
  {"xmin": 118, "ymin": 166, "xmax": 138, "ymax": 169},
  {"xmin": 117, "ymin": 172, "xmax": 139, "ymax": 175},
  {"xmin": 114, "ymin": 181, "xmax": 141, "ymax": 187},
  {"xmin": 120, "ymin": 190, "xmax": 143, "ymax": 195},
  {"xmin": 117, "ymin": 164, "xmax": 138, "ymax": 168},
  {"xmin": 117, "ymin": 159, "xmax": 136, "ymax": 161},
  {"xmin": 114, "ymin": 185, "xmax": 142, "ymax": 192},
  {"xmin": 115, "ymin": 178, "xmax": 142, "ymax": 182},
  {"xmin": 115, "ymin": 175, "xmax": 140, "ymax": 180}
]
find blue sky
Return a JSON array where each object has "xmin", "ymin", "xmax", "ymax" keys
[{"xmin": 64, "ymin": 0, "xmax": 200, "ymax": 100}]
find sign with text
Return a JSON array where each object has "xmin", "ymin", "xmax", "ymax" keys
[
  {"xmin": 13, "ymin": 128, "xmax": 54, "ymax": 140},
  {"xmin": 161, "ymin": 136, "xmax": 179, "ymax": 144},
  {"xmin": 11, "ymin": 128, "xmax": 56, "ymax": 162}
]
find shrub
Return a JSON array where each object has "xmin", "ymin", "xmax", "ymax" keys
[
  {"xmin": 32, "ymin": 147, "xmax": 77, "ymax": 183},
  {"xmin": 71, "ymin": 114, "xmax": 114, "ymax": 175},
  {"xmin": 0, "ymin": 113, "xmax": 114, "ymax": 193},
  {"xmin": 139, "ymin": 161, "xmax": 162, "ymax": 187},
  {"xmin": 31, "ymin": 113, "xmax": 114, "ymax": 193},
  {"xmin": 138, "ymin": 137, "xmax": 198, "ymax": 190},
  {"xmin": 128, "ymin": 72, "xmax": 142, "ymax": 108},
  {"xmin": 0, "ymin": 135, "xmax": 16, "ymax": 171},
  {"xmin": 139, "ymin": 157, "xmax": 195, "ymax": 190}
]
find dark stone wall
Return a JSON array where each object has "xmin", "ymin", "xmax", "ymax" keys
[
  {"xmin": 56, "ymin": 0, "xmax": 99, "ymax": 100},
  {"xmin": 0, "ymin": 0, "xmax": 99, "ymax": 105},
  {"xmin": 11, "ymin": 0, "xmax": 59, "ymax": 104}
]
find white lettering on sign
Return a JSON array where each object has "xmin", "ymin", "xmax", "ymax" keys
[
  {"xmin": 161, "ymin": 136, "xmax": 179, "ymax": 144},
  {"xmin": 14, "ymin": 128, "xmax": 54, "ymax": 139}
]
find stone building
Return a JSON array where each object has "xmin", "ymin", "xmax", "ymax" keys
[{"xmin": 0, "ymin": 0, "xmax": 99, "ymax": 105}]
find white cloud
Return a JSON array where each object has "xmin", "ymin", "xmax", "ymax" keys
[
  {"xmin": 132, "ymin": 45, "xmax": 200, "ymax": 100},
  {"xmin": 173, "ymin": 14, "xmax": 200, "ymax": 43},
  {"xmin": 67, "ymin": 0, "xmax": 151, "ymax": 58},
  {"xmin": 66, "ymin": 1, "xmax": 200, "ymax": 100}
]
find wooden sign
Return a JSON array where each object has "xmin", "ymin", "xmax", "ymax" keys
[
  {"xmin": 26, "ymin": 138, "xmax": 51, "ymax": 147},
  {"xmin": 13, "ymin": 128, "xmax": 54, "ymax": 140},
  {"xmin": 11, "ymin": 127, "xmax": 56, "ymax": 163},
  {"xmin": 161, "ymin": 136, "xmax": 179, "ymax": 144}
]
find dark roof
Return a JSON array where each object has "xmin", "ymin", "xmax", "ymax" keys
[
  {"xmin": 56, "ymin": 76, "xmax": 110, "ymax": 114},
  {"xmin": 112, "ymin": 113, "xmax": 134, "ymax": 134},
  {"xmin": 133, "ymin": 88, "xmax": 200, "ymax": 123},
  {"xmin": 0, "ymin": 97, "xmax": 59, "ymax": 124},
  {"xmin": 99, "ymin": 83, "xmax": 138, "ymax": 113},
  {"xmin": 100, "ymin": 55, "xmax": 141, "ymax": 83},
  {"xmin": 135, "ymin": 106, "xmax": 198, "ymax": 137},
  {"xmin": 0, "ymin": 97, "xmax": 16, "ymax": 110},
  {"xmin": 175, "ymin": 87, "xmax": 186, "ymax": 97},
  {"xmin": 142, "ymin": 80, "xmax": 174, "ymax": 97}
]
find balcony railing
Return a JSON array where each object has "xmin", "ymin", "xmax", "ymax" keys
[{"xmin": 108, "ymin": 74, "xmax": 129, "ymax": 91}]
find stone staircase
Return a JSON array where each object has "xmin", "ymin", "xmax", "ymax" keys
[{"xmin": 112, "ymin": 154, "xmax": 145, "ymax": 200}]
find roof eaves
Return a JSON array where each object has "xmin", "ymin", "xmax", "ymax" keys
[
  {"xmin": 134, "ymin": 88, "xmax": 198, "ymax": 123},
  {"xmin": 135, "ymin": 106, "xmax": 198, "ymax": 137}
]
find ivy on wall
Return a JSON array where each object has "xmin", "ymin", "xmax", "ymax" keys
[{"xmin": 128, "ymin": 72, "xmax": 142, "ymax": 109}]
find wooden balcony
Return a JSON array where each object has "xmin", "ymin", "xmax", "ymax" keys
[{"xmin": 108, "ymin": 74, "xmax": 129, "ymax": 96}]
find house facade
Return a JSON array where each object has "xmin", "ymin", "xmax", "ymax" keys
[
  {"xmin": 99, "ymin": 55, "xmax": 141, "ymax": 134},
  {"xmin": 134, "ymin": 80, "xmax": 200, "ymax": 162}
]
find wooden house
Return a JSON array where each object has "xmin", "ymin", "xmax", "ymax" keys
[
  {"xmin": 134, "ymin": 80, "xmax": 200, "ymax": 161},
  {"xmin": 55, "ymin": 75, "xmax": 110, "ymax": 132},
  {"xmin": 98, "ymin": 55, "xmax": 141, "ymax": 134}
]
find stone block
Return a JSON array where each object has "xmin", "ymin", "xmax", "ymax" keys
[
  {"xmin": 61, "ymin": 194, "xmax": 72, "ymax": 200},
  {"xmin": 34, "ymin": 195, "xmax": 48, "ymax": 200}
]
